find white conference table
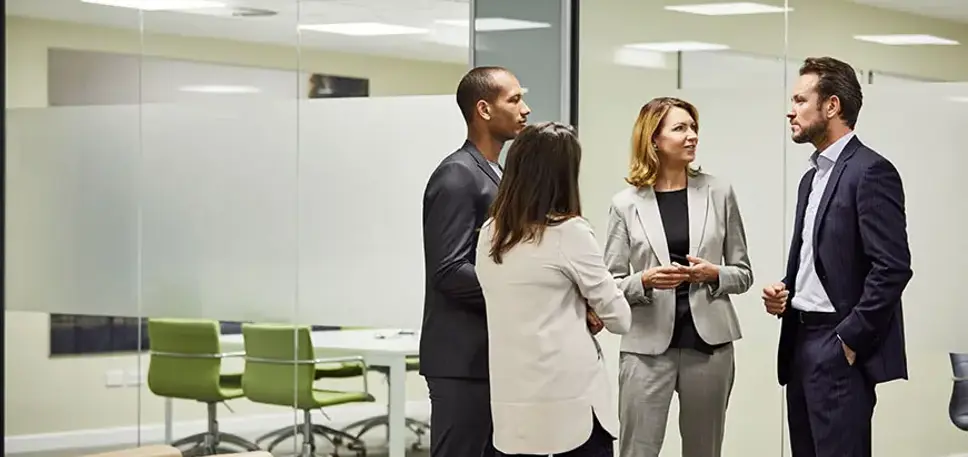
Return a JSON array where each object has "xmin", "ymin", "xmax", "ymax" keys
[{"xmin": 163, "ymin": 328, "xmax": 420, "ymax": 457}]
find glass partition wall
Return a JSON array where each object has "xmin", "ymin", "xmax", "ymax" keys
[
  {"xmin": 7, "ymin": 0, "xmax": 968, "ymax": 456},
  {"xmin": 5, "ymin": 0, "xmax": 469, "ymax": 456},
  {"xmin": 785, "ymin": 1, "xmax": 968, "ymax": 456},
  {"xmin": 576, "ymin": 0, "xmax": 968, "ymax": 456}
]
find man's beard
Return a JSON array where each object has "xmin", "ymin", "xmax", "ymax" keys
[{"xmin": 792, "ymin": 119, "xmax": 827, "ymax": 145}]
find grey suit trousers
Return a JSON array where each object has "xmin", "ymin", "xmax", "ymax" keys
[{"xmin": 618, "ymin": 344, "xmax": 735, "ymax": 457}]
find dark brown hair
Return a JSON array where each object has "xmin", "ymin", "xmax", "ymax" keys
[
  {"xmin": 799, "ymin": 57, "xmax": 863, "ymax": 129},
  {"xmin": 456, "ymin": 66, "xmax": 509, "ymax": 123},
  {"xmin": 488, "ymin": 122, "xmax": 583, "ymax": 264}
]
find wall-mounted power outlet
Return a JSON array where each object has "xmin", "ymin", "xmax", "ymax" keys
[
  {"xmin": 124, "ymin": 369, "xmax": 147, "ymax": 387},
  {"xmin": 105, "ymin": 370, "xmax": 125, "ymax": 388}
]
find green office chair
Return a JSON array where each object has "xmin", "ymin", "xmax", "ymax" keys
[
  {"xmin": 241, "ymin": 324, "xmax": 375, "ymax": 457},
  {"xmin": 146, "ymin": 319, "xmax": 262, "ymax": 457}
]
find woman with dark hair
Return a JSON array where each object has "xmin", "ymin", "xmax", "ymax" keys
[{"xmin": 477, "ymin": 122, "xmax": 631, "ymax": 457}]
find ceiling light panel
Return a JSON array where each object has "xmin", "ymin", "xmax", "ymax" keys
[
  {"xmin": 80, "ymin": 0, "xmax": 225, "ymax": 10},
  {"xmin": 435, "ymin": 18, "xmax": 553, "ymax": 32},
  {"xmin": 180, "ymin": 85, "xmax": 261, "ymax": 94},
  {"xmin": 853, "ymin": 34, "xmax": 959, "ymax": 45},
  {"xmin": 299, "ymin": 22, "xmax": 429, "ymax": 36},
  {"xmin": 624, "ymin": 41, "xmax": 730, "ymax": 52},
  {"xmin": 664, "ymin": 2, "xmax": 791, "ymax": 15}
]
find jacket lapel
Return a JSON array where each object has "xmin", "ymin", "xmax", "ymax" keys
[
  {"xmin": 633, "ymin": 187, "xmax": 670, "ymax": 266},
  {"xmin": 812, "ymin": 137, "xmax": 860, "ymax": 243},
  {"xmin": 687, "ymin": 179, "xmax": 709, "ymax": 257},
  {"xmin": 462, "ymin": 140, "xmax": 501, "ymax": 186},
  {"xmin": 786, "ymin": 169, "xmax": 814, "ymax": 285},
  {"xmin": 794, "ymin": 169, "xmax": 815, "ymax": 244}
]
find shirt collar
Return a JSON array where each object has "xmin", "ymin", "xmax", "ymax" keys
[{"xmin": 810, "ymin": 131, "xmax": 855, "ymax": 168}]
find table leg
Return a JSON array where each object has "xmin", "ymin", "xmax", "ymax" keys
[
  {"xmin": 165, "ymin": 397, "xmax": 173, "ymax": 444},
  {"xmin": 387, "ymin": 357, "xmax": 407, "ymax": 457}
]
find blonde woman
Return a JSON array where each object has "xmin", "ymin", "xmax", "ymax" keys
[{"xmin": 604, "ymin": 97, "xmax": 753, "ymax": 457}]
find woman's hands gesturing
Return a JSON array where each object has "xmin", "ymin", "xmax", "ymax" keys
[
  {"xmin": 641, "ymin": 256, "xmax": 720, "ymax": 289},
  {"xmin": 641, "ymin": 266, "xmax": 690, "ymax": 289}
]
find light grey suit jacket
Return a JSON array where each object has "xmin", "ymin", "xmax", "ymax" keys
[{"xmin": 604, "ymin": 172, "xmax": 753, "ymax": 355}]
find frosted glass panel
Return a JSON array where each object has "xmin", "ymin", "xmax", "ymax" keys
[
  {"xmin": 139, "ymin": 102, "xmax": 299, "ymax": 322},
  {"xmin": 6, "ymin": 96, "xmax": 465, "ymax": 328},
  {"xmin": 296, "ymin": 95, "xmax": 466, "ymax": 328},
  {"xmin": 6, "ymin": 106, "xmax": 141, "ymax": 317}
]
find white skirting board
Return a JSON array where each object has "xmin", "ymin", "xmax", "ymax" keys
[{"xmin": 4, "ymin": 400, "xmax": 431, "ymax": 455}]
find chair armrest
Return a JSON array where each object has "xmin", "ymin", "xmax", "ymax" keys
[
  {"xmin": 313, "ymin": 356, "xmax": 369, "ymax": 394},
  {"xmin": 245, "ymin": 355, "xmax": 370, "ymax": 394},
  {"xmin": 151, "ymin": 351, "xmax": 245, "ymax": 359}
]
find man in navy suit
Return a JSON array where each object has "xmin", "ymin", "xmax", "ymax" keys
[{"xmin": 762, "ymin": 57, "xmax": 913, "ymax": 457}]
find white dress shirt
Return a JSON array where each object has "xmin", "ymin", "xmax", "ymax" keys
[
  {"xmin": 489, "ymin": 161, "xmax": 503, "ymax": 179},
  {"xmin": 477, "ymin": 217, "xmax": 631, "ymax": 455},
  {"xmin": 791, "ymin": 132, "xmax": 855, "ymax": 313}
]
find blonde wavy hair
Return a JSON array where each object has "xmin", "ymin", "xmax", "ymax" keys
[{"xmin": 626, "ymin": 97, "xmax": 702, "ymax": 188}]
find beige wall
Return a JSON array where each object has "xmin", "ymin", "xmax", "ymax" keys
[{"xmin": 4, "ymin": 15, "xmax": 464, "ymax": 437}]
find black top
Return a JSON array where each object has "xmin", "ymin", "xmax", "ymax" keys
[{"xmin": 655, "ymin": 189, "xmax": 723, "ymax": 355}]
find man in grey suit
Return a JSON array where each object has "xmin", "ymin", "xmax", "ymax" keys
[{"xmin": 419, "ymin": 66, "xmax": 530, "ymax": 457}]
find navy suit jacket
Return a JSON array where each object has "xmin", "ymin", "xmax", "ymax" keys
[
  {"xmin": 778, "ymin": 135, "xmax": 913, "ymax": 386},
  {"xmin": 419, "ymin": 140, "xmax": 501, "ymax": 380}
]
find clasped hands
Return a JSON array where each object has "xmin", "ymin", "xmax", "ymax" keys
[{"xmin": 641, "ymin": 255, "xmax": 720, "ymax": 289}]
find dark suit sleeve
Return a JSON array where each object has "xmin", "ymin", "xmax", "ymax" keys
[
  {"xmin": 423, "ymin": 161, "xmax": 486, "ymax": 313},
  {"xmin": 835, "ymin": 158, "xmax": 913, "ymax": 356}
]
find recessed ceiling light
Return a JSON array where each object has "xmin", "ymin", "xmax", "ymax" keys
[
  {"xmin": 180, "ymin": 85, "xmax": 261, "ymax": 94},
  {"xmin": 664, "ymin": 2, "xmax": 791, "ymax": 15},
  {"xmin": 298, "ymin": 22, "xmax": 428, "ymax": 36},
  {"xmin": 435, "ymin": 18, "xmax": 552, "ymax": 32},
  {"xmin": 624, "ymin": 41, "xmax": 730, "ymax": 52},
  {"xmin": 950, "ymin": 96, "xmax": 968, "ymax": 103},
  {"xmin": 80, "ymin": 0, "xmax": 225, "ymax": 10},
  {"xmin": 614, "ymin": 47, "xmax": 670, "ymax": 69},
  {"xmin": 853, "ymin": 34, "xmax": 959, "ymax": 45}
]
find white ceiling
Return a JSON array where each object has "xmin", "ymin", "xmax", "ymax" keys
[
  {"xmin": 6, "ymin": 0, "xmax": 968, "ymax": 66},
  {"xmin": 5, "ymin": 0, "xmax": 474, "ymax": 63},
  {"xmin": 849, "ymin": 0, "xmax": 968, "ymax": 24}
]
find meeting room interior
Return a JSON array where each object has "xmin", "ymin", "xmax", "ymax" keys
[{"xmin": 3, "ymin": 0, "xmax": 968, "ymax": 456}]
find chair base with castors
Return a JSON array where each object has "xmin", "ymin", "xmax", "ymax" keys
[
  {"xmin": 341, "ymin": 415, "xmax": 428, "ymax": 451},
  {"xmin": 171, "ymin": 403, "xmax": 262, "ymax": 457},
  {"xmin": 259, "ymin": 410, "xmax": 367, "ymax": 457}
]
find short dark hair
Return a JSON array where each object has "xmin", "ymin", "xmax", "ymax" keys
[
  {"xmin": 456, "ymin": 66, "xmax": 508, "ymax": 123},
  {"xmin": 799, "ymin": 57, "xmax": 863, "ymax": 129},
  {"xmin": 488, "ymin": 122, "xmax": 583, "ymax": 264}
]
